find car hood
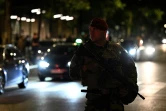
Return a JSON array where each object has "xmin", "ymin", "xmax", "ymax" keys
[
  {"xmin": 38, "ymin": 46, "xmax": 51, "ymax": 52},
  {"xmin": 44, "ymin": 54, "xmax": 73, "ymax": 65}
]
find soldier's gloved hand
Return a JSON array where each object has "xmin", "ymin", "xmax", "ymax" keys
[{"xmin": 119, "ymin": 87, "xmax": 128, "ymax": 97}]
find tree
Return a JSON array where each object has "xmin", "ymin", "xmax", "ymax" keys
[
  {"xmin": 120, "ymin": 0, "xmax": 164, "ymax": 39},
  {"xmin": 88, "ymin": 0, "xmax": 125, "ymax": 19},
  {"xmin": 0, "ymin": 0, "xmax": 11, "ymax": 44},
  {"xmin": 42, "ymin": 0, "xmax": 90, "ymax": 37},
  {"xmin": 0, "ymin": 0, "xmax": 4, "ymax": 14},
  {"xmin": 0, "ymin": 0, "xmax": 4, "ymax": 44}
]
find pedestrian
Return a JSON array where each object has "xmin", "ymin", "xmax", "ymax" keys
[
  {"xmin": 69, "ymin": 17, "xmax": 139, "ymax": 111},
  {"xmin": 17, "ymin": 35, "xmax": 25, "ymax": 53},
  {"xmin": 25, "ymin": 35, "xmax": 32, "ymax": 58},
  {"xmin": 31, "ymin": 32, "xmax": 39, "ymax": 64}
]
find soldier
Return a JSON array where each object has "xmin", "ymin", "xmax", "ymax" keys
[{"xmin": 69, "ymin": 18, "xmax": 139, "ymax": 111}]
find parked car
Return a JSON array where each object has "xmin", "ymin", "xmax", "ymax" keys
[
  {"xmin": 0, "ymin": 44, "xmax": 30, "ymax": 94},
  {"xmin": 37, "ymin": 43, "xmax": 78, "ymax": 81}
]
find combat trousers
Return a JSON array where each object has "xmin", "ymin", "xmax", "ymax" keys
[{"xmin": 84, "ymin": 94, "xmax": 124, "ymax": 111}]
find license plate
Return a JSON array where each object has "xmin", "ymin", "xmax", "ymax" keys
[{"xmin": 50, "ymin": 69, "xmax": 67, "ymax": 74}]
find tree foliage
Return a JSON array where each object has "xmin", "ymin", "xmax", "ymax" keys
[
  {"xmin": 0, "ymin": 0, "xmax": 4, "ymax": 15},
  {"xmin": 44, "ymin": 0, "xmax": 90, "ymax": 19},
  {"xmin": 88, "ymin": 0, "xmax": 125, "ymax": 19}
]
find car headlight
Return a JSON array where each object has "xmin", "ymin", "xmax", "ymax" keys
[
  {"xmin": 162, "ymin": 39, "xmax": 166, "ymax": 44},
  {"xmin": 145, "ymin": 46, "xmax": 155, "ymax": 55},
  {"xmin": 129, "ymin": 48, "xmax": 136, "ymax": 55},
  {"xmin": 67, "ymin": 61, "xmax": 71, "ymax": 67},
  {"xmin": 75, "ymin": 38, "xmax": 82, "ymax": 44},
  {"xmin": 38, "ymin": 60, "xmax": 49, "ymax": 68},
  {"xmin": 38, "ymin": 50, "xmax": 42, "ymax": 54}
]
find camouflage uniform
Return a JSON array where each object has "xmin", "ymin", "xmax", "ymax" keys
[{"xmin": 69, "ymin": 40, "xmax": 138, "ymax": 111}]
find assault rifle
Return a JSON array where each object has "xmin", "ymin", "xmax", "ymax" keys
[{"xmin": 80, "ymin": 43, "xmax": 145, "ymax": 103}]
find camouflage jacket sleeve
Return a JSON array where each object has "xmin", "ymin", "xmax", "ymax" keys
[
  {"xmin": 119, "ymin": 46, "xmax": 138, "ymax": 86},
  {"xmin": 118, "ymin": 45, "xmax": 139, "ymax": 104},
  {"xmin": 69, "ymin": 45, "xmax": 84, "ymax": 80}
]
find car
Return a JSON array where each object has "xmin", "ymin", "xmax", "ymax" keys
[
  {"xmin": 120, "ymin": 39, "xmax": 141, "ymax": 61},
  {"xmin": 0, "ymin": 44, "xmax": 30, "ymax": 94},
  {"xmin": 37, "ymin": 43, "xmax": 78, "ymax": 81}
]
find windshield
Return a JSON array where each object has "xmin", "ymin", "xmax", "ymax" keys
[
  {"xmin": 39, "ymin": 41, "xmax": 55, "ymax": 47},
  {"xmin": 121, "ymin": 40, "xmax": 136, "ymax": 48},
  {"xmin": 49, "ymin": 45, "xmax": 77, "ymax": 55}
]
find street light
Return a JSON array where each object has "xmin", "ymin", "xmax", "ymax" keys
[
  {"xmin": 31, "ymin": 8, "xmax": 40, "ymax": 14},
  {"xmin": 10, "ymin": 15, "xmax": 17, "ymax": 19},
  {"xmin": 60, "ymin": 15, "xmax": 74, "ymax": 21},
  {"xmin": 21, "ymin": 17, "xmax": 26, "ymax": 21},
  {"xmin": 53, "ymin": 14, "xmax": 62, "ymax": 18},
  {"xmin": 164, "ymin": 24, "xmax": 166, "ymax": 28},
  {"xmin": 31, "ymin": 8, "xmax": 47, "ymax": 39}
]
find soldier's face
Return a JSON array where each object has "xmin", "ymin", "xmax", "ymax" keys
[{"xmin": 89, "ymin": 26, "xmax": 106, "ymax": 42}]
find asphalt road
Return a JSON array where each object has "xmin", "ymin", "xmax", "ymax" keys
[{"xmin": 0, "ymin": 44, "xmax": 165, "ymax": 111}]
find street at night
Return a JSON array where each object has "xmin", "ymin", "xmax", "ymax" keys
[
  {"xmin": 0, "ymin": 44, "xmax": 165, "ymax": 111},
  {"xmin": 1, "ymin": 0, "xmax": 166, "ymax": 111}
]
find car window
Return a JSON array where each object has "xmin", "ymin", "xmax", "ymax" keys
[
  {"xmin": 5, "ymin": 48, "xmax": 14, "ymax": 61},
  {"xmin": 5, "ymin": 47, "xmax": 23, "ymax": 60},
  {"xmin": 12, "ymin": 48, "xmax": 23, "ymax": 58},
  {"xmin": 0, "ymin": 48, "xmax": 4, "ymax": 62}
]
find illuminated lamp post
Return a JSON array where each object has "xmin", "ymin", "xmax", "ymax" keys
[
  {"xmin": 10, "ymin": 15, "xmax": 18, "ymax": 44},
  {"xmin": 31, "ymin": 8, "xmax": 46, "ymax": 39},
  {"xmin": 26, "ymin": 18, "xmax": 35, "ymax": 37}
]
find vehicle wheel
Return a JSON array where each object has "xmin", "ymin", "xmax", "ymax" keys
[
  {"xmin": 38, "ymin": 75, "xmax": 45, "ymax": 81},
  {"xmin": 0, "ymin": 74, "xmax": 5, "ymax": 94},
  {"xmin": 18, "ymin": 68, "xmax": 28, "ymax": 88}
]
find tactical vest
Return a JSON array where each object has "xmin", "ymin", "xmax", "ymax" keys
[{"xmin": 80, "ymin": 41, "xmax": 124, "ymax": 88}]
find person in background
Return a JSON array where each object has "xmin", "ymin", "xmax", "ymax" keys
[
  {"xmin": 69, "ymin": 18, "xmax": 139, "ymax": 111},
  {"xmin": 25, "ymin": 35, "xmax": 32, "ymax": 59},
  {"xmin": 31, "ymin": 32, "xmax": 39, "ymax": 64},
  {"xmin": 17, "ymin": 35, "xmax": 25, "ymax": 54}
]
